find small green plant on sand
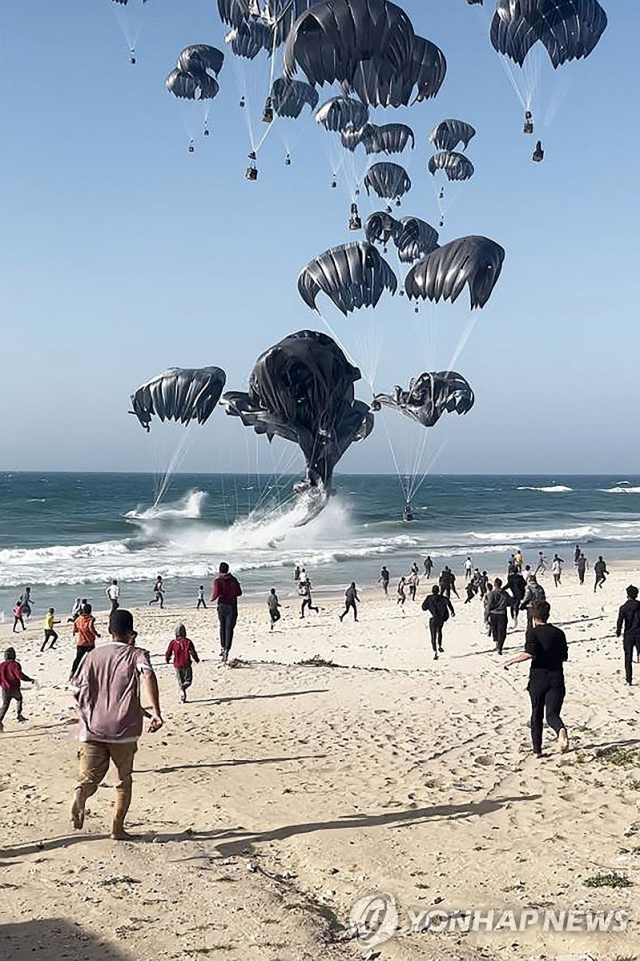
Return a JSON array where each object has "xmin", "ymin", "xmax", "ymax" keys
[
  {"xmin": 297, "ymin": 654, "xmax": 338, "ymax": 668},
  {"xmin": 584, "ymin": 871, "xmax": 632, "ymax": 889}
]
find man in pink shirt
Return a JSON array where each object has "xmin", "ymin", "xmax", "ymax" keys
[
  {"xmin": 70, "ymin": 609, "xmax": 163, "ymax": 840},
  {"xmin": 210, "ymin": 561, "xmax": 242, "ymax": 663}
]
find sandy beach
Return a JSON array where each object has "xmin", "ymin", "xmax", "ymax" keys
[{"xmin": 1, "ymin": 564, "xmax": 639, "ymax": 961}]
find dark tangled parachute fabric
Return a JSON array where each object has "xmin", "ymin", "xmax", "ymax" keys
[
  {"xmin": 298, "ymin": 242, "xmax": 397, "ymax": 315},
  {"xmin": 490, "ymin": 0, "xmax": 608, "ymax": 68},
  {"xmin": 166, "ymin": 45, "xmax": 224, "ymax": 99},
  {"xmin": 283, "ymin": 0, "xmax": 445, "ymax": 106},
  {"xmin": 428, "ymin": 151, "xmax": 475, "ymax": 181},
  {"xmin": 315, "ymin": 96, "xmax": 369, "ymax": 132},
  {"xmin": 224, "ymin": 20, "xmax": 273, "ymax": 59},
  {"xmin": 271, "ymin": 78, "xmax": 319, "ymax": 117},
  {"xmin": 429, "ymin": 118, "xmax": 476, "ymax": 152},
  {"xmin": 218, "ymin": 0, "xmax": 317, "ymax": 47},
  {"xmin": 364, "ymin": 211, "xmax": 400, "ymax": 246},
  {"xmin": 364, "ymin": 162, "xmax": 412, "ymax": 199},
  {"xmin": 130, "ymin": 368, "xmax": 227, "ymax": 432},
  {"xmin": 372, "ymin": 371, "xmax": 475, "ymax": 427},
  {"xmin": 405, "ymin": 236, "xmax": 505, "ymax": 310},
  {"xmin": 222, "ymin": 331, "xmax": 373, "ymax": 498}
]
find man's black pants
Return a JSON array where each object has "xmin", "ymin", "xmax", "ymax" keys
[
  {"xmin": 528, "ymin": 669, "xmax": 565, "ymax": 754},
  {"xmin": 217, "ymin": 602, "xmax": 238, "ymax": 653}
]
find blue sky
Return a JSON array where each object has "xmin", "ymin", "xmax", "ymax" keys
[{"xmin": 2, "ymin": 0, "xmax": 637, "ymax": 475}]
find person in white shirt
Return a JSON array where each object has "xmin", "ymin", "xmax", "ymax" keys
[
  {"xmin": 106, "ymin": 579, "xmax": 120, "ymax": 613},
  {"xmin": 464, "ymin": 556, "xmax": 473, "ymax": 581}
]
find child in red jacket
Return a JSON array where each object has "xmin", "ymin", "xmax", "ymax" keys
[
  {"xmin": 0, "ymin": 647, "xmax": 34, "ymax": 730},
  {"xmin": 165, "ymin": 624, "xmax": 199, "ymax": 702}
]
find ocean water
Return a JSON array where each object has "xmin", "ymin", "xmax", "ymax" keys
[{"xmin": 2, "ymin": 472, "xmax": 640, "ymax": 618}]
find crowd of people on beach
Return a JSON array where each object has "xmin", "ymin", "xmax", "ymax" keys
[{"xmin": 2, "ymin": 541, "xmax": 638, "ymax": 839}]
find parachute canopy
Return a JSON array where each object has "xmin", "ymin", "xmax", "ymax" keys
[
  {"xmin": 222, "ymin": 330, "xmax": 373, "ymax": 502},
  {"xmin": 271, "ymin": 77, "xmax": 319, "ymax": 117},
  {"xmin": 405, "ymin": 235, "xmax": 505, "ymax": 309},
  {"xmin": 364, "ymin": 162, "xmax": 411, "ymax": 200},
  {"xmin": 341, "ymin": 123, "xmax": 415, "ymax": 155},
  {"xmin": 490, "ymin": 0, "xmax": 608, "ymax": 68},
  {"xmin": 372, "ymin": 371, "xmax": 475, "ymax": 427},
  {"xmin": 283, "ymin": 0, "xmax": 446, "ymax": 106},
  {"xmin": 298, "ymin": 241, "xmax": 397, "ymax": 315},
  {"xmin": 429, "ymin": 118, "xmax": 476, "ymax": 152},
  {"xmin": 428, "ymin": 151, "xmax": 475, "ymax": 181},
  {"xmin": 224, "ymin": 21, "xmax": 273, "ymax": 59},
  {"xmin": 130, "ymin": 367, "xmax": 227, "ymax": 432},
  {"xmin": 166, "ymin": 45, "xmax": 224, "ymax": 100},
  {"xmin": 364, "ymin": 213, "xmax": 439, "ymax": 262},
  {"xmin": 315, "ymin": 96, "xmax": 369, "ymax": 132}
]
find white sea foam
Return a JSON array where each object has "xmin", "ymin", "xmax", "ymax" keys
[
  {"xmin": 125, "ymin": 489, "xmax": 207, "ymax": 520},
  {"xmin": 516, "ymin": 485, "xmax": 573, "ymax": 493},
  {"xmin": 600, "ymin": 487, "xmax": 640, "ymax": 494}
]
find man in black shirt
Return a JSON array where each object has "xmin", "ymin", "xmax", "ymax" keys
[
  {"xmin": 439, "ymin": 566, "xmax": 459, "ymax": 600},
  {"xmin": 504, "ymin": 600, "xmax": 569, "ymax": 757},
  {"xmin": 339, "ymin": 582, "xmax": 359, "ymax": 622},
  {"xmin": 506, "ymin": 570, "xmax": 526, "ymax": 626},
  {"xmin": 485, "ymin": 577, "xmax": 512, "ymax": 654},
  {"xmin": 616, "ymin": 585, "xmax": 640, "ymax": 685},
  {"xmin": 421, "ymin": 586, "xmax": 455, "ymax": 660},
  {"xmin": 594, "ymin": 556, "xmax": 608, "ymax": 592}
]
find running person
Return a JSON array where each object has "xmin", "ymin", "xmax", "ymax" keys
[
  {"xmin": 196, "ymin": 586, "xmax": 207, "ymax": 610},
  {"xmin": 421, "ymin": 586, "xmax": 455, "ymax": 660},
  {"xmin": 379, "ymin": 566, "xmax": 390, "ymax": 596},
  {"xmin": 106, "ymin": 579, "xmax": 120, "ymax": 614},
  {"xmin": 149, "ymin": 576, "xmax": 165, "ymax": 609},
  {"xmin": 165, "ymin": 624, "xmax": 200, "ymax": 702},
  {"xmin": 397, "ymin": 576, "xmax": 407, "ymax": 607},
  {"xmin": 535, "ymin": 552, "xmax": 547, "ymax": 576},
  {"xmin": 551, "ymin": 554, "xmax": 564, "ymax": 588},
  {"xmin": 504, "ymin": 600, "xmax": 569, "ymax": 757},
  {"xmin": 267, "ymin": 588, "xmax": 281, "ymax": 629},
  {"xmin": 616, "ymin": 585, "xmax": 640, "ymax": 685},
  {"xmin": 70, "ymin": 604, "xmax": 100, "ymax": 677},
  {"xmin": 299, "ymin": 579, "xmax": 319, "ymax": 619},
  {"xmin": 0, "ymin": 647, "xmax": 34, "ymax": 730},
  {"xmin": 485, "ymin": 578, "xmax": 512, "ymax": 654},
  {"xmin": 339, "ymin": 583, "xmax": 359, "ymax": 622},
  {"xmin": 41, "ymin": 608, "xmax": 60, "ymax": 651},
  {"xmin": 210, "ymin": 563, "xmax": 242, "ymax": 662},
  {"xmin": 12, "ymin": 601, "xmax": 26, "ymax": 633},
  {"xmin": 594, "ymin": 556, "xmax": 608, "ymax": 592},
  {"xmin": 576, "ymin": 552, "xmax": 588, "ymax": 585},
  {"xmin": 423, "ymin": 556, "xmax": 433, "ymax": 579}
]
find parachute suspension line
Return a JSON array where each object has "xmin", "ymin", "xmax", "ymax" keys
[
  {"xmin": 253, "ymin": 26, "xmax": 280, "ymax": 156},
  {"xmin": 407, "ymin": 439, "xmax": 445, "ymax": 504},
  {"xmin": 231, "ymin": 54, "xmax": 258, "ymax": 153},
  {"xmin": 381, "ymin": 416, "xmax": 410, "ymax": 504},
  {"xmin": 152, "ymin": 421, "xmax": 199, "ymax": 509},
  {"xmin": 317, "ymin": 311, "xmax": 381, "ymax": 391},
  {"xmin": 447, "ymin": 313, "xmax": 478, "ymax": 374},
  {"xmin": 112, "ymin": 2, "xmax": 145, "ymax": 60}
]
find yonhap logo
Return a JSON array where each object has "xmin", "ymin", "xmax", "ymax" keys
[{"xmin": 349, "ymin": 892, "xmax": 399, "ymax": 947}]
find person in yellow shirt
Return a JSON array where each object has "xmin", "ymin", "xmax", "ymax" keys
[{"xmin": 41, "ymin": 608, "xmax": 60, "ymax": 652}]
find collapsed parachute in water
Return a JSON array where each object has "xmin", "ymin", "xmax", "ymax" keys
[
  {"xmin": 490, "ymin": 0, "xmax": 608, "ymax": 68},
  {"xmin": 341, "ymin": 123, "xmax": 414, "ymax": 155},
  {"xmin": 283, "ymin": 0, "xmax": 446, "ymax": 106},
  {"xmin": 298, "ymin": 241, "xmax": 397, "ymax": 314},
  {"xmin": 428, "ymin": 151, "xmax": 475, "ymax": 182},
  {"xmin": 166, "ymin": 45, "xmax": 224, "ymax": 99},
  {"xmin": 364, "ymin": 162, "xmax": 411, "ymax": 200},
  {"xmin": 130, "ymin": 367, "xmax": 227, "ymax": 432},
  {"xmin": 271, "ymin": 77, "xmax": 318, "ymax": 117},
  {"xmin": 405, "ymin": 236, "xmax": 505, "ymax": 309},
  {"xmin": 315, "ymin": 96, "xmax": 369, "ymax": 132},
  {"xmin": 222, "ymin": 330, "xmax": 373, "ymax": 517},
  {"xmin": 372, "ymin": 371, "xmax": 475, "ymax": 427},
  {"xmin": 429, "ymin": 118, "xmax": 476, "ymax": 152}
]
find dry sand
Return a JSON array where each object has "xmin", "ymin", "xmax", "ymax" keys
[{"xmin": 1, "ymin": 565, "xmax": 640, "ymax": 961}]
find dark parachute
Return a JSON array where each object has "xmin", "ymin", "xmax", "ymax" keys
[
  {"xmin": 224, "ymin": 21, "xmax": 273, "ymax": 59},
  {"xmin": 394, "ymin": 217, "xmax": 439, "ymax": 263},
  {"xmin": 130, "ymin": 367, "xmax": 227, "ymax": 432},
  {"xmin": 282, "ymin": 0, "xmax": 445, "ymax": 106},
  {"xmin": 364, "ymin": 211, "xmax": 400, "ymax": 247},
  {"xmin": 372, "ymin": 371, "xmax": 474, "ymax": 427},
  {"xmin": 166, "ymin": 45, "xmax": 224, "ymax": 100},
  {"xmin": 405, "ymin": 236, "xmax": 505, "ymax": 310},
  {"xmin": 340, "ymin": 123, "xmax": 414, "ymax": 154},
  {"xmin": 490, "ymin": 0, "xmax": 608, "ymax": 68},
  {"xmin": 364, "ymin": 162, "xmax": 411, "ymax": 200},
  {"xmin": 315, "ymin": 96, "xmax": 369, "ymax": 132},
  {"xmin": 428, "ymin": 151, "xmax": 475, "ymax": 181},
  {"xmin": 298, "ymin": 241, "xmax": 397, "ymax": 315},
  {"xmin": 429, "ymin": 118, "xmax": 476, "ymax": 152},
  {"xmin": 271, "ymin": 78, "xmax": 319, "ymax": 117},
  {"xmin": 467, "ymin": 0, "xmax": 483, "ymax": 5},
  {"xmin": 222, "ymin": 330, "xmax": 373, "ymax": 514},
  {"xmin": 349, "ymin": 34, "xmax": 446, "ymax": 106}
]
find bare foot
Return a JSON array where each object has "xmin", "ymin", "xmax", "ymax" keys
[
  {"xmin": 558, "ymin": 728, "xmax": 570, "ymax": 754},
  {"xmin": 111, "ymin": 824, "xmax": 136, "ymax": 841},
  {"xmin": 71, "ymin": 795, "xmax": 85, "ymax": 830}
]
